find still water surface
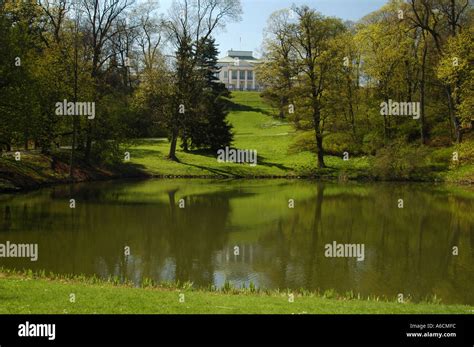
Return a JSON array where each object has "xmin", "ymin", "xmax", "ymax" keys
[{"xmin": 0, "ymin": 179, "xmax": 472, "ymax": 304}]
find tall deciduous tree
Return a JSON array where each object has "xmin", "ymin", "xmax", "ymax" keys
[
  {"xmin": 259, "ymin": 9, "xmax": 296, "ymax": 119},
  {"xmin": 81, "ymin": 0, "xmax": 134, "ymax": 160},
  {"xmin": 288, "ymin": 6, "xmax": 346, "ymax": 168}
]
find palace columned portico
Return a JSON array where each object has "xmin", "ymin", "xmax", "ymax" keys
[{"xmin": 216, "ymin": 50, "xmax": 262, "ymax": 91}]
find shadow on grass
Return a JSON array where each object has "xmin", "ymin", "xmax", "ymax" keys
[
  {"xmin": 179, "ymin": 150, "xmax": 293, "ymax": 176},
  {"xmin": 129, "ymin": 145, "xmax": 233, "ymax": 176},
  {"xmin": 182, "ymin": 148, "xmax": 216, "ymax": 158},
  {"xmin": 256, "ymin": 155, "xmax": 292, "ymax": 172},
  {"xmin": 128, "ymin": 147, "xmax": 165, "ymax": 159},
  {"xmin": 129, "ymin": 141, "xmax": 294, "ymax": 177},
  {"xmin": 179, "ymin": 161, "xmax": 244, "ymax": 178},
  {"xmin": 224, "ymin": 99, "xmax": 274, "ymax": 117},
  {"xmin": 113, "ymin": 161, "xmax": 150, "ymax": 176},
  {"xmin": 131, "ymin": 138, "xmax": 169, "ymax": 146}
]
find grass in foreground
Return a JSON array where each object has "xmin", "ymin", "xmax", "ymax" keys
[{"xmin": 1, "ymin": 271, "xmax": 472, "ymax": 314}]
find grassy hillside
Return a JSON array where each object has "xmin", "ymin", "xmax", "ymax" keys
[
  {"xmin": 121, "ymin": 91, "xmax": 474, "ymax": 182},
  {"xmin": 128, "ymin": 92, "xmax": 371, "ymax": 179},
  {"xmin": 0, "ymin": 91, "xmax": 472, "ymax": 192}
]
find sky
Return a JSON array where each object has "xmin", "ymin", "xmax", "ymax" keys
[{"xmin": 157, "ymin": 0, "xmax": 388, "ymax": 58}]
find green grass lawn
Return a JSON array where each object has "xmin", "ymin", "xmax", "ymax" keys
[
  {"xmin": 126, "ymin": 91, "xmax": 371, "ymax": 179},
  {"xmin": 1, "ymin": 91, "xmax": 471, "ymax": 189},
  {"xmin": 1, "ymin": 273, "xmax": 472, "ymax": 314},
  {"xmin": 126, "ymin": 91, "xmax": 473, "ymax": 182}
]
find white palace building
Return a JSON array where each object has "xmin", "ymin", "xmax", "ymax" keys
[{"xmin": 216, "ymin": 50, "xmax": 262, "ymax": 91}]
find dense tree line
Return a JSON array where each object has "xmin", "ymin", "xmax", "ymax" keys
[
  {"xmin": 1, "ymin": 0, "xmax": 472, "ymax": 177},
  {"xmin": 0, "ymin": 0, "xmax": 240, "ymax": 172},
  {"xmin": 259, "ymin": 0, "xmax": 473, "ymax": 169}
]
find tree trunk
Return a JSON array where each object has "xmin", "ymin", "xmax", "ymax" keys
[
  {"xmin": 168, "ymin": 128, "xmax": 178, "ymax": 161},
  {"xmin": 182, "ymin": 135, "xmax": 189, "ymax": 152},
  {"xmin": 279, "ymin": 95, "xmax": 288, "ymax": 119},
  {"xmin": 346, "ymin": 73, "xmax": 357, "ymax": 141},
  {"xmin": 445, "ymin": 85, "xmax": 461, "ymax": 143},
  {"xmin": 70, "ymin": 115, "xmax": 78, "ymax": 180},
  {"xmin": 313, "ymin": 108, "xmax": 325, "ymax": 169},
  {"xmin": 382, "ymin": 115, "xmax": 388, "ymax": 144},
  {"xmin": 84, "ymin": 122, "xmax": 92, "ymax": 162},
  {"xmin": 70, "ymin": 17, "xmax": 79, "ymax": 180},
  {"xmin": 315, "ymin": 130, "xmax": 325, "ymax": 169},
  {"xmin": 419, "ymin": 36, "xmax": 427, "ymax": 145}
]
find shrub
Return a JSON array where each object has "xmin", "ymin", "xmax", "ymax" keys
[
  {"xmin": 289, "ymin": 131, "xmax": 362, "ymax": 156},
  {"xmin": 288, "ymin": 131, "xmax": 316, "ymax": 154},
  {"xmin": 362, "ymin": 131, "xmax": 384, "ymax": 155},
  {"xmin": 323, "ymin": 132, "xmax": 361, "ymax": 156},
  {"xmin": 370, "ymin": 140, "xmax": 432, "ymax": 180},
  {"xmin": 454, "ymin": 140, "xmax": 474, "ymax": 165}
]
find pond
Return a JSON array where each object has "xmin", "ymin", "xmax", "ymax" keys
[{"xmin": 0, "ymin": 179, "xmax": 473, "ymax": 305}]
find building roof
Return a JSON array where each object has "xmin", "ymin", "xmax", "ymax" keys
[
  {"xmin": 217, "ymin": 50, "xmax": 262, "ymax": 66},
  {"xmin": 227, "ymin": 50, "xmax": 255, "ymax": 60},
  {"xmin": 217, "ymin": 56, "xmax": 237, "ymax": 64}
]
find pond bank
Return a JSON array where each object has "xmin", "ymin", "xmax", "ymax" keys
[
  {"xmin": 1, "ymin": 271, "xmax": 472, "ymax": 314},
  {"xmin": 0, "ymin": 151, "xmax": 150, "ymax": 193},
  {"xmin": 0, "ymin": 149, "xmax": 472, "ymax": 194}
]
